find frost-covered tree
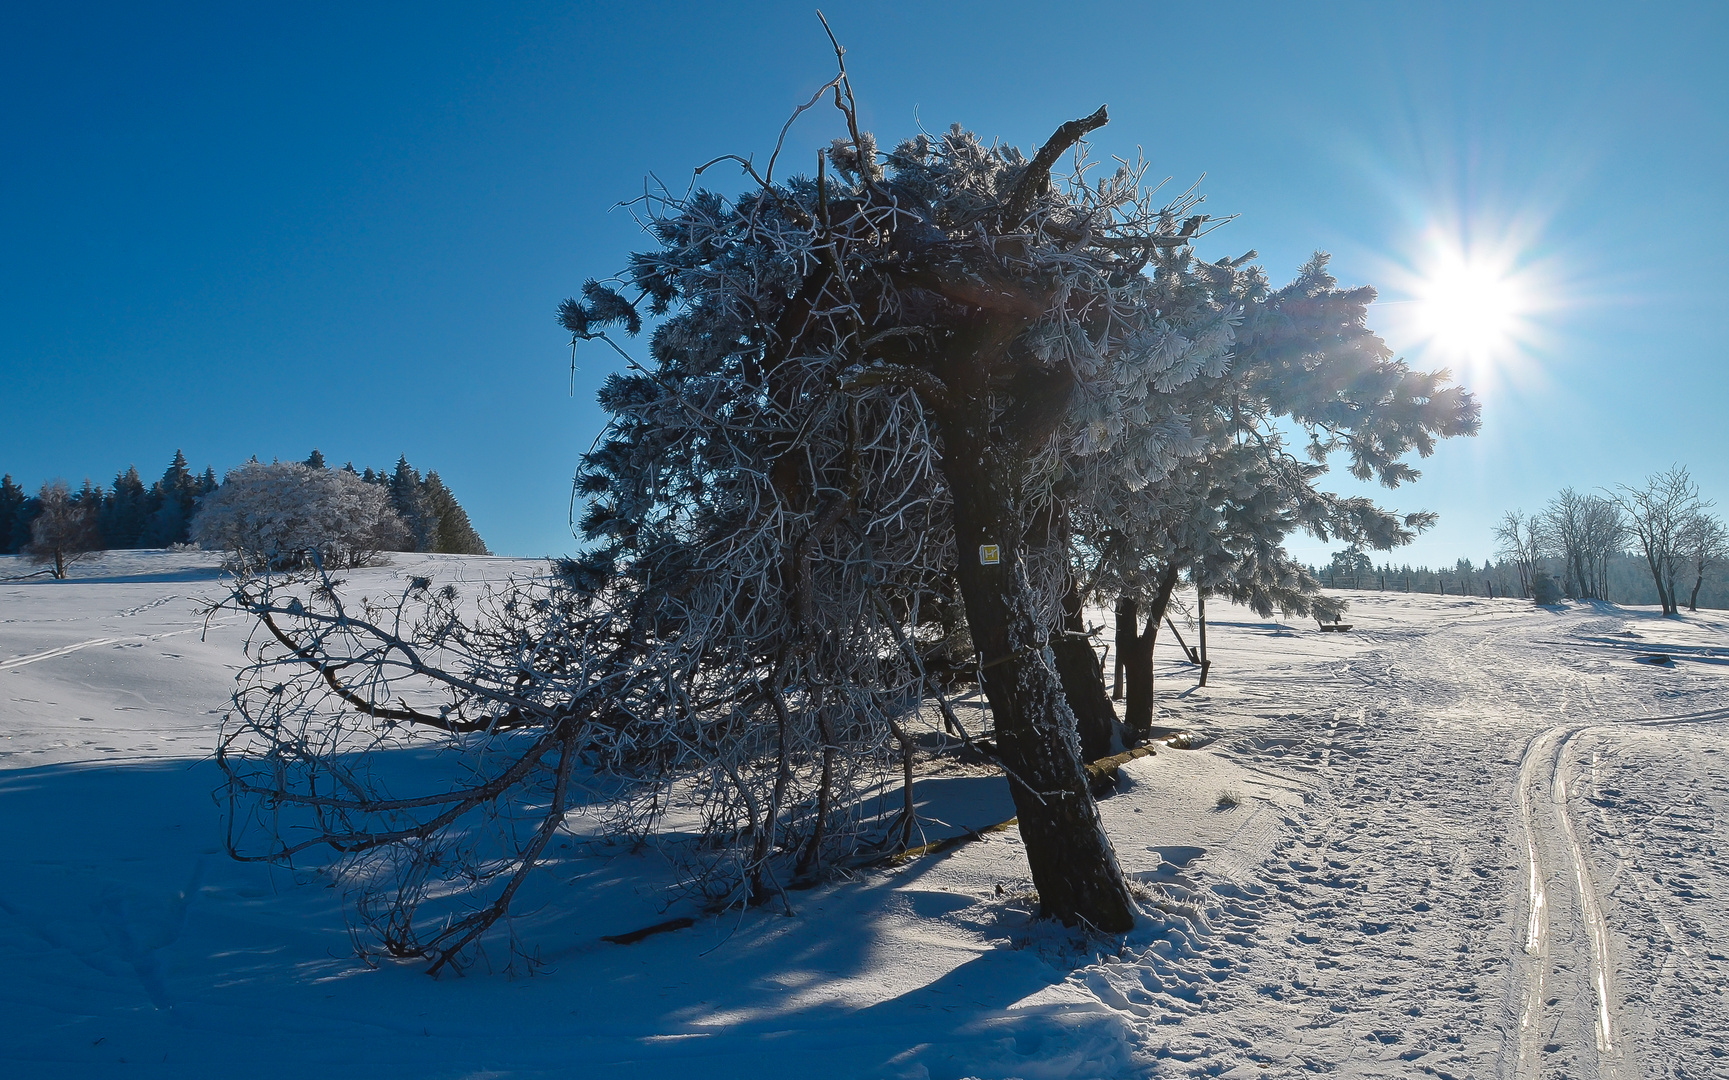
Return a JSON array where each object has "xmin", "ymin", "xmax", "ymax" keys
[
  {"xmin": 563, "ymin": 96, "xmax": 1210, "ymax": 930},
  {"xmin": 563, "ymin": 62, "xmax": 1471, "ymax": 921},
  {"xmin": 1541, "ymin": 489, "xmax": 1624, "ymax": 600},
  {"xmin": 1613, "ymin": 467, "xmax": 1707, "ymax": 615},
  {"xmin": 1072, "ymin": 252, "xmax": 1476, "ymax": 737},
  {"xmin": 1681, "ymin": 509, "xmax": 1727, "ymax": 613},
  {"xmin": 211, "ymin": 37, "xmax": 1472, "ymax": 966},
  {"xmin": 1494, "ymin": 510, "xmax": 1543, "ymax": 598},
  {"xmin": 23, "ymin": 479, "xmax": 102, "ymax": 578},
  {"xmin": 193, "ymin": 460, "xmax": 408, "ymax": 570}
]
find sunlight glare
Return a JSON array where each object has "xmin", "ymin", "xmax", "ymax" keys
[
  {"xmin": 1417, "ymin": 252, "xmax": 1514, "ymax": 357},
  {"xmin": 1414, "ymin": 250, "xmax": 1524, "ymax": 364}
]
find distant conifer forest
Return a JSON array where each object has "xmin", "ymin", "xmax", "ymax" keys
[{"xmin": 0, "ymin": 449, "xmax": 487, "ymax": 557}]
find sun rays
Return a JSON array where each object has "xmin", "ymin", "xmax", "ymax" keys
[
  {"xmin": 1413, "ymin": 247, "xmax": 1525, "ymax": 362},
  {"xmin": 1372, "ymin": 226, "xmax": 1555, "ymax": 397}
]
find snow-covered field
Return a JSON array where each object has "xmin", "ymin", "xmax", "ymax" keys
[{"xmin": 3, "ymin": 551, "xmax": 1727, "ymax": 1078}]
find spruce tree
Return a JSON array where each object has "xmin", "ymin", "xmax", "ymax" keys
[
  {"xmin": 388, "ymin": 456, "xmax": 436, "ymax": 551},
  {"xmin": 305, "ymin": 449, "xmax": 327, "ymax": 469},
  {"xmin": 100, "ymin": 465, "xmax": 151, "ymax": 549},
  {"xmin": 0, "ymin": 475, "xmax": 26, "ymax": 555},
  {"xmin": 143, "ymin": 450, "xmax": 202, "ymax": 546},
  {"xmin": 422, "ymin": 472, "xmax": 488, "ymax": 554}
]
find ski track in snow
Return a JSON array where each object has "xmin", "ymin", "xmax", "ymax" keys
[
  {"xmin": 1567, "ymin": 717, "xmax": 1729, "ymax": 1078},
  {"xmin": 0, "ymin": 624, "xmax": 230, "ymax": 671},
  {"xmin": 1023, "ymin": 600, "xmax": 1729, "ymax": 1080}
]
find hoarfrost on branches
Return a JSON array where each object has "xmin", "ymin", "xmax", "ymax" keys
[
  {"xmin": 193, "ymin": 460, "xmax": 408, "ymax": 571},
  {"xmin": 212, "ymin": 29, "xmax": 1476, "ymax": 969}
]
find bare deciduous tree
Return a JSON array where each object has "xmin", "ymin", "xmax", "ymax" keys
[
  {"xmin": 23, "ymin": 479, "xmax": 101, "ymax": 579},
  {"xmin": 1494, "ymin": 510, "xmax": 1542, "ymax": 598},
  {"xmin": 1613, "ymin": 467, "xmax": 1707, "ymax": 616},
  {"xmin": 1682, "ymin": 510, "xmax": 1728, "ymax": 613},
  {"xmin": 1541, "ymin": 489, "xmax": 1624, "ymax": 601}
]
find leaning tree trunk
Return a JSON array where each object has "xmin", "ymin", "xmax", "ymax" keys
[
  {"xmin": 1651, "ymin": 551, "xmax": 1673, "ymax": 614},
  {"xmin": 1053, "ymin": 581, "xmax": 1119, "ymax": 762},
  {"xmin": 940, "ymin": 426, "xmax": 1134, "ymax": 932},
  {"xmin": 859, "ymin": 100, "xmax": 1135, "ymax": 932}
]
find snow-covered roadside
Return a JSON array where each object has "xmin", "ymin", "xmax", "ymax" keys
[{"xmin": 2, "ymin": 555, "xmax": 1726, "ymax": 1078}]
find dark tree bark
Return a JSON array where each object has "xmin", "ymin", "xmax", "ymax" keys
[
  {"xmin": 1113, "ymin": 595, "xmax": 1135, "ymax": 701},
  {"xmin": 939, "ymin": 423, "xmax": 1134, "ymax": 931},
  {"xmin": 1121, "ymin": 562, "xmax": 1181, "ymax": 740},
  {"xmin": 1196, "ymin": 589, "xmax": 1210, "ymax": 688},
  {"xmin": 1054, "ymin": 583, "xmax": 1118, "ymax": 762},
  {"xmin": 837, "ymin": 104, "xmax": 1140, "ymax": 932},
  {"xmin": 1642, "ymin": 549, "xmax": 1671, "ymax": 615}
]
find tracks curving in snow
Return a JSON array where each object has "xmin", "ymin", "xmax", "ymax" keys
[
  {"xmin": 1512, "ymin": 723, "xmax": 1620, "ymax": 1078},
  {"xmin": 1510, "ymin": 704, "xmax": 1729, "ymax": 1080},
  {"xmin": 1071, "ymin": 597, "xmax": 1729, "ymax": 1078}
]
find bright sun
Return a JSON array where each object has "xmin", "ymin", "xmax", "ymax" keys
[{"xmin": 1414, "ymin": 253, "xmax": 1523, "ymax": 362}]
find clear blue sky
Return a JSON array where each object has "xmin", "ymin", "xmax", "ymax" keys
[{"xmin": 4, "ymin": 2, "xmax": 1725, "ymax": 563}]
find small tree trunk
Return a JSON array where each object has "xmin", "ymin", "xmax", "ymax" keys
[
  {"xmin": 1122, "ymin": 562, "xmax": 1181, "ymax": 740},
  {"xmin": 1113, "ymin": 596, "xmax": 1135, "ymax": 702},
  {"xmin": 797, "ymin": 709, "xmax": 836, "ymax": 875},
  {"xmin": 1690, "ymin": 570, "xmax": 1704, "ymax": 613},
  {"xmin": 1642, "ymin": 548, "xmax": 1664, "ymax": 613},
  {"xmin": 1196, "ymin": 590, "xmax": 1210, "ymax": 688}
]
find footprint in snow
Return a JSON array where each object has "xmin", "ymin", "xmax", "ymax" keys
[{"xmin": 0, "ymin": 861, "xmax": 201, "ymax": 1010}]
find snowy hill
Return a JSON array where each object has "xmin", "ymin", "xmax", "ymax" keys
[{"xmin": 3, "ymin": 551, "xmax": 1726, "ymax": 1077}]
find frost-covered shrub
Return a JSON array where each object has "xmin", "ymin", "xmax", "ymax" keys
[
  {"xmin": 192, "ymin": 461, "xmax": 408, "ymax": 570},
  {"xmin": 23, "ymin": 479, "xmax": 102, "ymax": 578},
  {"xmin": 1531, "ymin": 568, "xmax": 1563, "ymax": 605}
]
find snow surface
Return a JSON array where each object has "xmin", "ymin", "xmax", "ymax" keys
[{"xmin": 3, "ymin": 551, "xmax": 1727, "ymax": 1078}]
